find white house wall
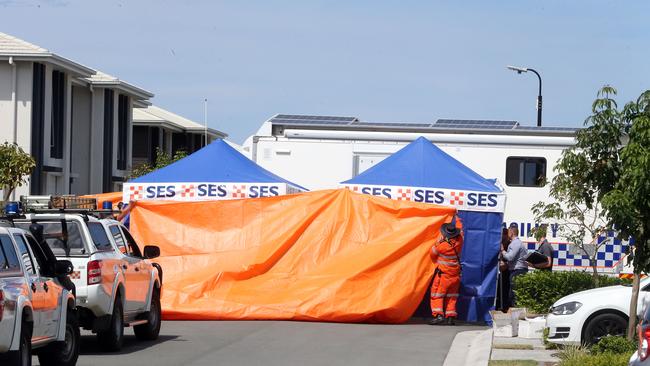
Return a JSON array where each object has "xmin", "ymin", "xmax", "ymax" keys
[
  {"xmin": 0, "ymin": 61, "xmax": 33, "ymax": 199},
  {"xmin": 89, "ymin": 88, "xmax": 105, "ymax": 194}
]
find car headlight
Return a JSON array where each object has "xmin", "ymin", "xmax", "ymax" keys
[{"xmin": 551, "ymin": 301, "xmax": 582, "ymax": 315}]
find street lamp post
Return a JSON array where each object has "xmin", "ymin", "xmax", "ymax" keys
[{"xmin": 507, "ymin": 65, "xmax": 543, "ymax": 127}]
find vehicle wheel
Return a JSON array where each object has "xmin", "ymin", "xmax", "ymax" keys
[
  {"xmin": 583, "ymin": 312, "xmax": 627, "ymax": 345},
  {"xmin": 134, "ymin": 288, "xmax": 162, "ymax": 341},
  {"xmin": 38, "ymin": 308, "xmax": 80, "ymax": 366},
  {"xmin": 97, "ymin": 297, "xmax": 124, "ymax": 352},
  {"xmin": 3, "ymin": 319, "xmax": 32, "ymax": 366}
]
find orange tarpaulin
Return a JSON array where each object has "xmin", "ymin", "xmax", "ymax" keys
[
  {"xmin": 82, "ymin": 192, "xmax": 123, "ymax": 209},
  {"xmin": 129, "ymin": 189, "xmax": 457, "ymax": 323}
]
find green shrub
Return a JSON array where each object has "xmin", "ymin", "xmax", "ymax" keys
[
  {"xmin": 590, "ymin": 336, "xmax": 637, "ymax": 355},
  {"xmin": 513, "ymin": 270, "xmax": 626, "ymax": 314},
  {"xmin": 557, "ymin": 345, "xmax": 631, "ymax": 366},
  {"xmin": 558, "ymin": 352, "xmax": 631, "ymax": 366}
]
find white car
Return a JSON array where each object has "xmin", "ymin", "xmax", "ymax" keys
[
  {"xmin": 546, "ymin": 277, "xmax": 650, "ymax": 346},
  {"xmin": 13, "ymin": 196, "xmax": 162, "ymax": 352}
]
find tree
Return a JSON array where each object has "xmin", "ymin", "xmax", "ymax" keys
[
  {"xmin": 0, "ymin": 142, "xmax": 36, "ymax": 201},
  {"xmin": 602, "ymin": 90, "xmax": 650, "ymax": 339},
  {"xmin": 129, "ymin": 148, "xmax": 188, "ymax": 179},
  {"xmin": 531, "ymin": 86, "xmax": 626, "ymax": 287}
]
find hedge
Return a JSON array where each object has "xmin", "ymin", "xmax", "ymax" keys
[{"xmin": 512, "ymin": 270, "xmax": 628, "ymax": 314}]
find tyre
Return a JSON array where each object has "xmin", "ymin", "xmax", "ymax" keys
[
  {"xmin": 583, "ymin": 312, "xmax": 627, "ymax": 345},
  {"xmin": 3, "ymin": 319, "xmax": 32, "ymax": 366},
  {"xmin": 38, "ymin": 308, "xmax": 80, "ymax": 366},
  {"xmin": 134, "ymin": 288, "xmax": 162, "ymax": 341},
  {"xmin": 97, "ymin": 296, "xmax": 124, "ymax": 352}
]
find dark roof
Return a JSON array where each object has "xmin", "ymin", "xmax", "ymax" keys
[{"xmin": 268, "ymin": 114, "xmax": 578, "ymax": 136}]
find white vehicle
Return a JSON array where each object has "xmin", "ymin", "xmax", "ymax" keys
[
  {"xmin": 13, "ymin": 196, "xmax": 163, "ymax": 352},
  {"xmin": 0, "ymin": 220, "xmax": 79, "ymax": 366},
  {"xmin": 545, "ymin": 277, "xmax": 650, "ymax": 346},
  {"xmin": 243, "ymin": 114, "xmax": 628, "ymax": 274}
]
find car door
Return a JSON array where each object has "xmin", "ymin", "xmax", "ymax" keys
[
  {"xmin": 119, "ymin": 226, "xmax": 149, "ymax": 310},
  {"xmin": 20, "ymin": 233, "xmax": 65, "ymax": 339},
  {"xmin": 2, "ymin": 233, "xmax": 46, "ymax": 339},
  {"xmin": 108, "ymin": 225, "xmax": 140, "ymax": 313}
]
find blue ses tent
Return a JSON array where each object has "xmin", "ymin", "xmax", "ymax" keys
[
  {"xmin": 123, "ymin": 140, "xmax": 306, "ymax": 202},
  {"xmin": 341, "ymin": 137, "xmax": 506, "ymax": 323}
]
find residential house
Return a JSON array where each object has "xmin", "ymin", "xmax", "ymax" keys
[
  {"xmin": 0, "ymin": 32, "xmax": 153, "ymax": 198},
  {"xmin": 132, "ymin": 105, "xmax": 226, "ymax": 167}
]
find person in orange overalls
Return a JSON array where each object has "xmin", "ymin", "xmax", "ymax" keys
[{"xmin": 429, "ymin": 218, "xmax": 463, "ymax": 325}]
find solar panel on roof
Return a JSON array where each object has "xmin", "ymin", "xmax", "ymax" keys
[
  {"xmin": 273, "ymin": 114, "xmax": 358, "ymax": 122},
  {"xmin": 272, "ymin": 119, "xmax": 352, "ymax": 126}
]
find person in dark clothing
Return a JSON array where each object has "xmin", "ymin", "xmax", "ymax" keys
[
  {"xmin": 529, "ymin": 225, "xmax": 554, "ymax": 271},
  {"xmin": 502, "ymin": 224, "xmax": 528, "ymax": 307},
  {"xmin": 496, "ymin": 227, "xmax": 511, "ymax": 312}
]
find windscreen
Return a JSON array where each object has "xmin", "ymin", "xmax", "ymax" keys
[{"xmin": 14, "ymin": 220, "xmax": 87, "ymax": 256}]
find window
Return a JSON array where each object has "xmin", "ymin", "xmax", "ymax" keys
[
  {"xmin": 24, "ymin": 234, "xmax": 52, "ymax": 276},
  {"xmin": 15, "ymin": 221, "xmax": 86, "ymax": 256},
  {"xmin": 109, "ymin": 225, "xmax": 128, "ymax": 255},
  {"xmin": 0, "ymin": 234, "xmax": 20, "ymax": 271},
  {"xmin": 51, "ymin": 69, "xmax": 66, "ymax": 159},
  {"xmin": 506, "ymin": 157, "xmax": 547, "ymax": 187},
  {"xmin": 103, "ymin": 89, "xmax": 114, "ymax": 192},
  {"xmin": 88, "ymin": 222, "xmax": 113, "ymax": 251},
  {"xmin": 31, "ymin": 62, "xmax": 46, "ymax": 194},
  {"xmin": 117, "ymin": 94, "xmax": 129, "ymax": 170},
  {"xmin": 13, "ymin": 234, "xmax": 36, "ymax": 275},
  {"xmin": 120, "ymin": 226, "xmax": 142, "ymax": 257}
]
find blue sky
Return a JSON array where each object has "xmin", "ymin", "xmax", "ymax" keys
[{"xmin": 1, "ymin": 1, "xmax": 648, "ymax": 143}]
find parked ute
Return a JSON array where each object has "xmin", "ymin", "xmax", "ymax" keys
[
  {"xmin": 13, "ymin": 200, "xmax": 162, "ymax": 352},
  {"xmin": 0, "ymin": 224, "xmax": 79, "ymax": 366}
]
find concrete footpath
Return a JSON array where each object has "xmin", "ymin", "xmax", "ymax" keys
[{"xmin": 443, "ymin": 320, "xmax": 561, "ymax": 366}]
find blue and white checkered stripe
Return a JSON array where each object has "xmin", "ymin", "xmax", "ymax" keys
[{"xmin": 525, "ymin": 235, "xmax": 630, "ymax": 269}]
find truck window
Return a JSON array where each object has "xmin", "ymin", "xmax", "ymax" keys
[
  {"xmin": 24, "ymin": 234, "xmax": 53, "ymax": 276},
  {"xmin": 120, "ymin": 227, "xmax": 142, "ymax": 257},
  {"xmin": 13, "ymin": 234, "xmax": 37, "ymax": 275},
  {"xmin": 15, "ymin": 221, "xmax": 87, "ymax": 256},
  {"xmin": 109, "ymin": 225, "xmax": 129, "ymax": 255},
  {"xmin": 87, "ymin": 222, "xmax": 113, "ymax": 251},
  {"xmin": 506, "ymin": 157, "xmax": 547, "ymax": 187},
  {"xmin": 0, "ymin": 234, "xmax": 20, "ymax": 271}
]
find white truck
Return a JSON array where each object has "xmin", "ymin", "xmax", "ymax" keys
[
  {"xmin": 243, "ymin": 115, "xmax": 629, "ymax": 273},
  {"xmin": 13, "ymin": 196, "xmax": 163, "ymax": 352},
  {"xmin": 0, "ymin": 220, "xmax": 79, "ymax": 366}
]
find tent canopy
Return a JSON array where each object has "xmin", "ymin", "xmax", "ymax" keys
[
  {"xmin": 343, "ymin": 137, "xmax": 501, "ymax": 193},
  {"xmin": 124, "ymin": 140, "xmax": 305, "ymax": 202},
  {"xmin": 341, "ymin": 137, "xmax": 505, "ymax": 324},
  {"xmin": 131, "ymin": 140, "xmax": 304, "ymax": 187}
]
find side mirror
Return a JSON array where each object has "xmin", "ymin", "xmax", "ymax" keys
[
  {"xmin": 143, "ymin": 245, "xmax": 160, "ymax": 259},
  {"xmin": 55, "ymin": 260, "xmax": 74, "ymax": 276}
]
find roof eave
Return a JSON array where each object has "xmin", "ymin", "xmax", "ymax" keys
[
  {"xmin": 185, "ymin": 127, "xmax": 228, "ymax": 138},
  {"xmin": 0, "ymin": 53, "xmax": 95, "ymax": 77},
  {"xmin": 89, "ymin": 80, "xmax": 153, "ymax": 100}
]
